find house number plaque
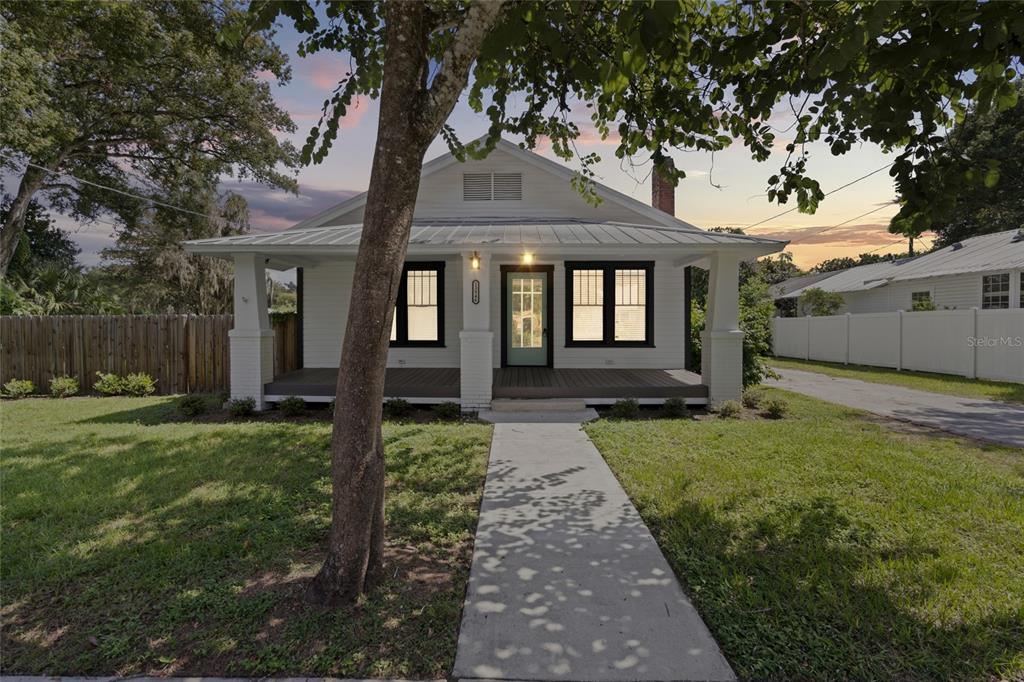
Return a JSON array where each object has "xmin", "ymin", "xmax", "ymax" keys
[{"xmin": 472, "ymin": 280, "xmax": 480, "ymax": 304}]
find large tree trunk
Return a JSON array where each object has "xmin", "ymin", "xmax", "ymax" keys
[
  {"xmin": 1, "ymin": 165, "xmax": 48, "ymax": 278},
  {"xmin": 307, "ymin": 0, "xmax": 505, "ymax": 606},
  {"xmin": 306, "ymin": 3, "xmax": 433, "ymax": 606}
]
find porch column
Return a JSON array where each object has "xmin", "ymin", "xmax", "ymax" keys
[
  {"xmin": 229, "ymin": 253, "xmax": 274, "ymax": 409},
  {"xmin": 459, "ymin": 251, "xmax": 493, "ymax": 410},
  {"xmin": 701, "ymin": 252, "xmax": 743, "ymax": 405}
]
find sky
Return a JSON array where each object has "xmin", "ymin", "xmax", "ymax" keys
[{"xmin": 54, "ymin": 19, "xmax": 931, "ymax": 271}]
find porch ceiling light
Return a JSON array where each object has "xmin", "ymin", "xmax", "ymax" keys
[
  {"xmin": 470, "ymin": 252, "xmax": 481, "ymax": 270},
  {"xmin": 521, "ymin": 252, "xmax": 534, "ymax": 265}
]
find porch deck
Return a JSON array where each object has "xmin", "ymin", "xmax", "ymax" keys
[{"xmin": 264, "ymin": 367, "xmax": 707, "ymax": 404}]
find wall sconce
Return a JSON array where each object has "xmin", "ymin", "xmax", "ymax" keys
[
  {"xmin": 521, "ymin": 252, "xmax": 534, "ymax": 265},
  {"xmin": 470, "ymin": 251, "xmax": 481, "ymax": 270}
]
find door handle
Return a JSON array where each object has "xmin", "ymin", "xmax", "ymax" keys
[{"xmin": 542, "ymin": 328, "xmax": 548, "ymax": 336}]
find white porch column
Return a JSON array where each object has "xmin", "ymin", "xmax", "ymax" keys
[
  {"xmin": 701, "ymin": 252, "xmax": 743, "ymax": 405},
  {"xmin": 229, "ymin": 253, "xmax": 274, "ymax": 409},
  {"xmin": 459, "ymin": 252, "xmax": 493, "ymax": 410}
]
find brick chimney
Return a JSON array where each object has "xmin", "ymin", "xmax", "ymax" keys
[{"xmin": 651, "ymin": 164, "xmax": 676, "ymax": 216}]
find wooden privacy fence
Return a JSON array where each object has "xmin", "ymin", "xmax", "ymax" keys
[{"xmin": 1, "ymin": 314, "xmax": 299, "ymax": 395}]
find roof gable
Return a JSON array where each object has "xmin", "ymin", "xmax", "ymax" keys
[{"xmin": 291, "ymin": 138, "xmax": 700, "ymax": 231}]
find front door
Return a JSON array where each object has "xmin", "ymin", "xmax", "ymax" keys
[{"xmin": 506, "ymin": 271, "xmax": 549, "ymax": 366}]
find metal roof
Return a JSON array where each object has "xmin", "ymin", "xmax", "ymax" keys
[
  {"xmin": 184, "ymin": 218, "xmax": 786, "ymax": 253},
  {"xmin": 776, "ymin": 229, "xmax": 1024, "ymax": 299}
]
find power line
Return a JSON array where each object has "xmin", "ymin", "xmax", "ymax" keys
[
  {"xmin": 0, "ymin": 152, "xmax": 212, "ymax": 220},
  {"xmin": 786, "ymin": 203, "xmax": 896, "ymax": 244},
  {"xmin": 744, "ymin": 162, "xmax": 894, "ymax": 230}
]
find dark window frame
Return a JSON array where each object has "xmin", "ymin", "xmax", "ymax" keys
[
  {"xmin": 390, "ymin": 261, "xmax": 445, "ymax": 347},
  {"xmin": 564, "ymin": 261, "xmax": 655, "ymax": 347}
]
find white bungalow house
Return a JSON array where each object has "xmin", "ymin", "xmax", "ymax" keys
[
  {"xmin": 184, "ymin": 139, "xmax": 785, "ymax": 410},
  {"xmin": 772, "ymin": 228, "xmax": 1024, "ymax": 315}
]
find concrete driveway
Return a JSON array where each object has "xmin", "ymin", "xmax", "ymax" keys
[
  {"xmin": 769, "ymin": 368, "xmax": 1024, "ymax": 448},
  {"xmin": 452, "ymin": 421, "xmax": 734, "ymax": 682}
]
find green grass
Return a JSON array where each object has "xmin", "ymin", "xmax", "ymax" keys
[
  {"xmin": 587, "ymin": 389, "xmax": 1024, "ymax": 681},
  {"xmin": 770, "ymin": 356, "xmax": 1024, "ymax": 404},
  {"xmin": 0, "ymin": 396, "xmax": 492, "ymax": 678}
]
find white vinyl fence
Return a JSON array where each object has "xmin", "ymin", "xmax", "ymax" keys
[{"xmin": 772, "ymin": 309, "xmax": 1024, "ymax": 383}]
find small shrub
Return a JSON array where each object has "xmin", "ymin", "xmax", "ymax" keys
[
  {"xmin": 2, "ymin": 379, "xmax": 35, "ymax": 399},
  {"xmin": 716, "ymin": 400, "xmax": 742, "ymax": 419},
  {"xmin": 741, "ymin": 389, "xmax": 763, "ymax": 410},
  {"xmin": 383, "ymin": 398, "xmax": 412, "ymax": 420},
  {"xmin": 277, "ymin": 395, "xmax": 305, "ymax": 416},
  {"xmin": 662, "ymin": 397, "xmax": 689, "ymax": 418},
  {"xmin": 49, "ymin": 375, "xmax": 79, "ymax": 398},
  {"xmin": 122, "ymin": 373, "xmax": 156, "ymax": 397},
  {"xmin": 609, "ymin": 398, "xmax": 640, "ymax": 420},
  {"xmin": 177, "ymin": 394, "xmax": 208, "ymax": 417},
  {"xmin": 94, "ymin": 371, "xmax": 126, "ymax": 396},
  {"xmin": 763, "ymin": 398, "xmax": 789, "ymax": 420},
  {"xmin": 228, "ymin": 397, "xmax": 256, "ymax": 418},
  {"xmin": 217, "ymin": 389, "xmax": 231, "ymax": 405},
  {"xmin": 433, "ymin": 401, "xmax": 462, "ymax": 421}
]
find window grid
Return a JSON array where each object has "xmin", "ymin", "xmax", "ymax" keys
[
  {"xmin": 614, "ymin": 269, "xmax": 647, "ymax": 341},
  {"xmin": 572, "ymin": 270, "xmax": 603, "ymax": 341},
  {"xmin": 566, "ymin": 262, "xmax": 653, "ymax": 346},
  {"xmin": 391, "ymin": 263, "xmax": 444, "ymax": 346},
  {"xmin": 982, "ymin": 273, "xmax": 1010, "ymax": 310}
]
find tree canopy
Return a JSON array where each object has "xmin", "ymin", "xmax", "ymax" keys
[
  {"xmin": 0, "ymin": 0, "xmax": 299, "ymax": 276},
  {"xmin": 907, "ymin": 81, "xmax": 1024, "ymax": 246}
]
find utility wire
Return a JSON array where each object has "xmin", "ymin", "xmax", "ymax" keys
[
  {"xmin": 744, "ymin": 162, "xmax": 894, "ymax": 230},
  {"xmin": 0, "ymin": 152, "xmax": 212, "ymax": 219},
  {"xmin": 786, "ymin": 202, "xmax": 897, "ymax": 244}
]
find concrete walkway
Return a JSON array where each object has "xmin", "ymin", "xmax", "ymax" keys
[
  {"xmin": 770, "ymin": 368, "xmax": 1024, "ymax": 448},
  {"xmin": 452, "ymin": 421, "xmax": 734, "ymax": 682}
]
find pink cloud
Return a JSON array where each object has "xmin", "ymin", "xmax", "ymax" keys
[
  {"xmin": 280, "ymin": 95, "xmax": 371, "ymax": 130},
  {"xmin": 297, "ymin": 52, "xmax": 349, "ymax": 91}
]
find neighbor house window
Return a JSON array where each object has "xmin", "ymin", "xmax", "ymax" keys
[
  {"xmin": 911, "ymin": 291, "xmax": 932, "ymax": 310},
  {"xmin": 565, "ymin": 261, "xmax": 653, "ymax": 346},
  {"xmin": 390, "ymin": 262, "xmax": 444, "ymax": 346},
  {"xmin": 982, "ymin": 273, "xmax": 1010, "ymax": 309}
]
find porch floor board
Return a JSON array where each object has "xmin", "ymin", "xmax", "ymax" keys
[{"xmin": 265, "ymin": 367, "xmax": 707, "ymax": 401}]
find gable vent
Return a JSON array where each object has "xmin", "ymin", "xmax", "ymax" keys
[
  {"xmin": 493, "ymin": 172, "xmax": 523, "ymax": 200},
  {"xmin": 463, "ymin": 173, "xmax": 493, "ymax": 201},
  {"xmin": 462, "ymin": 172, "xmax": 523, "ymax": 201}
]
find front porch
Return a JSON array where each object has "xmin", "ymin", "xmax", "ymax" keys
[{"xmin": 264, "ymin": 367, "xmax": 708, "ymax": 405}]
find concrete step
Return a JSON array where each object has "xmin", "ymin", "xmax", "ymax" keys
[{"xmin": 489, "ymin": 398, "xmax": 586, "ymax": 412}]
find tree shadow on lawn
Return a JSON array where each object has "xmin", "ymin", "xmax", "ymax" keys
[
  {"xmin": 651, "ymin": 481, "xmax": 1023, "ymax": 681},
  {"xmin": 1, "ymin": 421, "xmax": 489, "ymax": 678}
]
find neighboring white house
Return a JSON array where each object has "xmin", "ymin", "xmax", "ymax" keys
[
  {"xmin": 185, "ymin": 139, "xmax": 785, "ymax": 410},
  {"xmin": 770, "ymin": 229, "xmax": 1024, "ymax": 383},
  {"xmin": 772, "ymin": 228, "xmax": 1024, "ymax": 314}
]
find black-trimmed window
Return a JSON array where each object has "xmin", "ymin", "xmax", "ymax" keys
[
  {"xmin": 565, "ymin": 261, "xmax": 654, "ymax": 346},
  {"xmin": 390, "ymin": 262, "xmax": 445, "ymax": 346}
]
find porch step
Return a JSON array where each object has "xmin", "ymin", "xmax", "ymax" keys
[{"xmin": 490, "ymin": 398, "xmax": 587, "ymax": 412}]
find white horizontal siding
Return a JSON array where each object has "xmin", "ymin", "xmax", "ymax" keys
[
  {"xmin": 302, "ymin": 257, "xmax": 462, "ymax": 368},
  {"xmin": 331, "ymin": 148, "xmax": 652, "ymax": 225},
  {"xmin": 839, "ymin": 270, "xmax": 1023, "ymax": 313},
  {"xmin": 488, "ymin": 258, "xmax": 687, "ymax": 369}
]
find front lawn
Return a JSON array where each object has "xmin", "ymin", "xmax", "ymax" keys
[
  {"xmin": 587, "ymin": 389, "xmax": 1024, "ymax": 681},
  {"xmin": 770, "ymin": 356, "xmax": 1024, "ymax": 404},
  {"xmin": 0, "ymin": 396, "xmax": 491, "ymax": 678}
]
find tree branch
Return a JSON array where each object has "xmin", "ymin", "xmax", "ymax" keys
[{"xmin": 418, "ymin": 0, "xmax": 506, "ymax": 138}]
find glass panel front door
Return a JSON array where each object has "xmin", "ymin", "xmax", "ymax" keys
[{"xmin": 507, "ymin": 272, "xmax": 548, "ymax": 366}]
